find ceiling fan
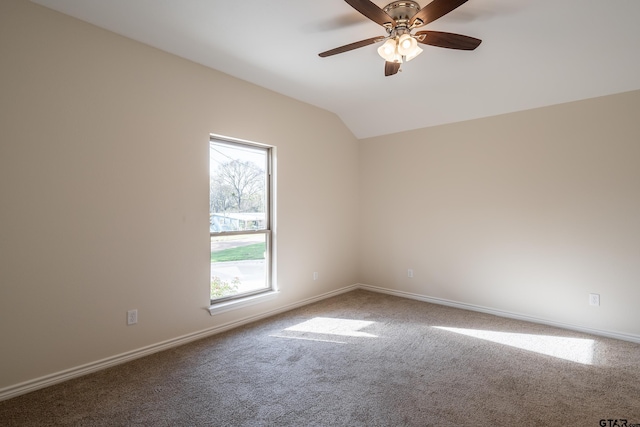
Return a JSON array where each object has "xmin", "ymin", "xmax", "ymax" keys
[{"xmin": 319, "ymin": 0, "xmax": 482, "ymax": 76}]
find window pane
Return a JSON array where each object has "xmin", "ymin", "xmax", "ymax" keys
[
  {"xmin": 209, "ymin": 142, "xmax": 267, "ymax": 230},
  {"xmin": 210, "ymin": 233, "xmax": 268, "ymax": 299}
]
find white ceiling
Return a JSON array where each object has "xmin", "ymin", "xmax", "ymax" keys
[{"xmin": 31, "ymin": 0, "xmax": 640, "ymax": 139}]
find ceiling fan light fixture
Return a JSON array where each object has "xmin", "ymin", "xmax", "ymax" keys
[{"xmin": 319, "ymin": 0, "xmax": 482, "ymax": 76}]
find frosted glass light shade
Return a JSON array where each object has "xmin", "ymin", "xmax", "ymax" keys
[
  {"xmin": 404, "ymin": 45, "xmax": 423, "ymax": 62},
  {"xmin": 397, "ymin": 34, "xmax": 417, "ymax": 55},
  {"xmin": 377, "ymin": 39, "xmax": 398, "ymax": 62},
  {"xmin": 396, "ymin": 34, "xmax": 423, "ymax": 61}
]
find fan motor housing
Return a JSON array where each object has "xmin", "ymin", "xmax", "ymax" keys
[{"xmin": 383, "ymin": 1, "xmax": 420, "ymax": 22}]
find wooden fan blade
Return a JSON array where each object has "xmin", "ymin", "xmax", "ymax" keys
[
  {"xmin": 415, "ymin": 31, "xmax": 481, "ymax": 50},
  {"xmin": 319, "ymin": 36, "xmax": 385, "ymax": 57},
  {"xmin": 384, "ymin": 61, "xmax": 401, "ymax": 76},
  {"xmin": 409, "ymin": 0, "xmax": 469, "ymax": 27},
  {"xmin": 345, "ymin": 0, "xmax": 396, "ymax": 28}
]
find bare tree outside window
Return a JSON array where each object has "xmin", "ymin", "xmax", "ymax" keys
[{"xmin": 211, "ymin": 159, "xmax": 265, "ymax": 214}]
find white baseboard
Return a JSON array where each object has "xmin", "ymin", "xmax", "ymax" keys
[
  {"xmin": 356, "ymin": 283, "xmax": 640, "ymax": 344},
  {"xmin": 3, "ymin": 282, "xmax": 637, "ymax": 401},
  {"xmin": 0, "ymin": 284, "xmax": 359, "ymax": 402}
]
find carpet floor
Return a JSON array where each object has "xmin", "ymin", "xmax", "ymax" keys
[{"xmin": 2, "ymin": 290, "xmax": 639, "ymax": 426}]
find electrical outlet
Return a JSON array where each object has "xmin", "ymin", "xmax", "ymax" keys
[
  {"xmin": 313, "ymin": 272, "xmax": 319, "ymax": 281},
  {"xmin": 127, "ymin": 309, "xmax": 138, "ymax": 325},
  {"xmin": 589, "ymin": 293, "xmax": 600, "ymax": 307},
  {"xmin": 408, "ymin": 269, "xmax": 414, "ymax": 278}
]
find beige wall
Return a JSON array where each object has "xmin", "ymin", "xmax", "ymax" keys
[
  {"xmin": 359, "ymin": 90, "xmax": 640, "ymax": 337},
  {"xmin": 0, "ymin": 0, "xmax": 359, "ymax": 390}
]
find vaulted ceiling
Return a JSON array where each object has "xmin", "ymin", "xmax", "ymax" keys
[{"xmin": 32, "ymin": 0, "xmax": 640, "ymax": 138}]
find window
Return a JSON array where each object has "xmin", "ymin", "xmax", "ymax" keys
[{"xmin": 209, "ymin": 136, "xmax": 273, "ymax": 304}]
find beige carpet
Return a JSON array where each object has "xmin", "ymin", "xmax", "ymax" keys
[{"xmin": 2, "ymin": 290, "xmax": 639, "ymax": 426}]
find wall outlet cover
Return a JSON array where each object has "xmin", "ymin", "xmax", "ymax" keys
[{"xmin": 127, "ymin": 309, "xmax": 138, "ymax": 325}]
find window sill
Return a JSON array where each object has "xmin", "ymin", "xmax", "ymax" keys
[{"xmin": 208, "ymin": 290, "xmax": 280, "ymax": 316}]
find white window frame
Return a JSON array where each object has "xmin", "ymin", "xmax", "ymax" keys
[{"xmin": 208, "ymin": 135, "xmax": 276, "ymax": 314}]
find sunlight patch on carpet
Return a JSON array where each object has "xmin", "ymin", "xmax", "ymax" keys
[
  {"xmin": 268, "ymin": 335, "xmax": 348, "ymax": 344},
  {"xmin": 434, "ymin": 327, "xmax": 594, "ymax": 365},
  {"xmin": 283, "ymin": 317, "xmax": 378, "ymax": 338}
]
